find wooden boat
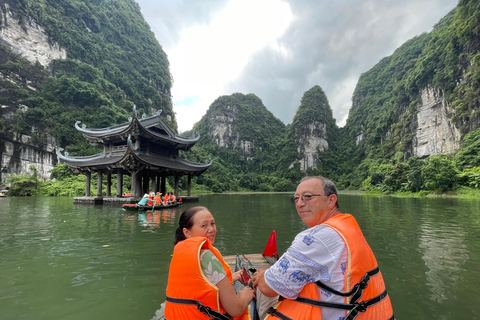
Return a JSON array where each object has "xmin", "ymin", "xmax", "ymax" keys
[{"xmin": 122, "ymin": 201, "xmax": 182, "ymax": 211}]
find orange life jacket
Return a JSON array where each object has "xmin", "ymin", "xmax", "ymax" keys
[
  {"xmin": 265, "ymin": 214, "xmax": 394, "ymax": 320},
  {"xmin": 147, "ymin": 195, "xmax": 154, "ymax": 206},
  {"xmin": 154, "ymin": 195, "xmax": 161, "ymax": 205},
  {"xmin": 165, "ymin": 237, "xmax": 252, "ymax": 320}
]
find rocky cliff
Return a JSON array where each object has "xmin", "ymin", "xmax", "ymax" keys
[
  {"xmin": 0, "ymin": 2, "xmax": 62, "ymax": 181},
  {"xmin": 193, "ymin": 93, "xmax": 284, "ymax": 163},
  {"xmin": 0, "ymin": 3, "xmax": 66, "ymax": 68},
  {"xmin": 413, "ymin": 86, "xmax": 461, "ymax": 158},
  {"xmin": 0, "ymin": 0, "xmax": 173, "ymax": 184}
]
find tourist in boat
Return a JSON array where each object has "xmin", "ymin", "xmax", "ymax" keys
[
  {"xmin": 252, "ymin": 176, "xmax": 394, "ymax": 320},
  {"xmin": 154, "ymin": 192, "xmax": 162, "ymax": 206},
  {"xmin": 165, "ymin": 206, "xmax": 255, "ymax": 319},
  {"xmin": 147, "ymin": 192, "xmax": 154, "ymax": 206},
  {"xmin": 137, "ymin": 194, "xmax": 149, "ymax": 206}
]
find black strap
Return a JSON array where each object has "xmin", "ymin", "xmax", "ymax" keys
[
  {"xmin": 268, "ymin": 290, "xmax": 391, "ymax": 320},
  {"xmin": 315, "ymin": 266, "xmax": 380, "ymax": 300},
  {"xmin": 266, "ymin": 307, "xmax": 293, "ymax": 320},
  {"xmin": 166, "ymin": 296, "xmax": 232, "ymax": 320},
  {"xmin": 344, "ymin": 290, "xmax": 389, "ymax": 320}
]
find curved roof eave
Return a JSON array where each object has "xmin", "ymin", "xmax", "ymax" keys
[
  {"xmin": 56, "ymin": 148, "xmax": 106, "ymax": 163},
  {"xmin": 75, "ymin": 110, "xmax": 200, "ymax": 145},
  {"xmin": 57, "ymin": 147, "xmax": 212, "ymax": 176}
]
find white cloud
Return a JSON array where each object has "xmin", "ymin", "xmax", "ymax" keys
[
  {"xmin": 136, "ymin": 0, "xmax": 459, "ymax": 133},
  {"xmin": 166, "ymin": 0, "xmax": 293, "ymax": 132}
]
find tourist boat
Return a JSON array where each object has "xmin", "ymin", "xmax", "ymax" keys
[
  {"xmin": 0, "ymin": 190, "xmax": 7, "ymax": 197},
  {"xmin": 122, "ymin": 201, "xmax": 182, "ymax": 211}
]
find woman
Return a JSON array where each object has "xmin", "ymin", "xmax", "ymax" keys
[
  {"xmin": 165, "ymin": 206, "xmax": 255, "ymax": 319},
  {"xmin": 154, "ymin": 192, "xmax": 162, "ymax": 205}
]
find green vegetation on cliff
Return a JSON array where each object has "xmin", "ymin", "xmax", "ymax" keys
[{"xmin": 0, "ymin": 0, "xmax": 173, "ymax": 154}]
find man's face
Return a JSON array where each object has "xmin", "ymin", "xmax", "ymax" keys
[{"xmin": 294, "ymin": 179, "xmax": 335, "ymax": 228}]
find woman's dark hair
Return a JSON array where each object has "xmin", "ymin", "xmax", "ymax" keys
[{"xmin": 174, "ymin": 206, "xmax": 209, "ymax": 245}]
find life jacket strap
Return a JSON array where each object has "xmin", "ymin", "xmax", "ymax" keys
[
  {"xmin": 266, "ymin": 307, "xmax": 293, "ymax": 320},
  {"xmin": 165, "ymin": 296, "xmax": 232, "ymax": 320},
  {"xmin": 315, "ymin": 266, "xmax": 380, "ymax": 299},
  {"xmin": 344, "ymin": 290, "xmax": 392, "ymax": 320},
  {"xmin": 269, "ymin": 290, "xmax": 393, "ymax": 320}
]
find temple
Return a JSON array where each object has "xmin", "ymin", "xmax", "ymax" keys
[{"xmin": 57, "ymin": 107, "xmax": 211, "ymax": 202}]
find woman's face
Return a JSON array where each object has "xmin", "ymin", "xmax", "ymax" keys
[{"xmin": 183, "ymin": 209, "xmax": 217, "ymax": 244}]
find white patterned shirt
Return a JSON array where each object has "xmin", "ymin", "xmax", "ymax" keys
[{"xmin": 264, "ymin": 225, "xmax": 348, "ymax": 320}]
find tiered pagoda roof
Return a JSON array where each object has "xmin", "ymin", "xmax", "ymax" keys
[{"xmin": 57, "ymin": 108, "xmax": 211, "ymax": 175}]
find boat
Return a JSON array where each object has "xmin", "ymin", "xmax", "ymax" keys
[
  {"xmin": 122, "ymin": 201, "xmax": 182, "ymax": 211},
  {"xmin": 0, "ymin": 190, "xmax": 7, "ymax": 197}
]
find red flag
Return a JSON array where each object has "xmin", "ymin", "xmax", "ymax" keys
[{"xmin": 262, "ymin": 230, "xmax": 278, "ymax": 259}]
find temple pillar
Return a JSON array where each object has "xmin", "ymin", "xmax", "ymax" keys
[
  {"xmin": 161, "ymin": 174, "xmax": 166, "ymax": 195},
  {"xmin": 131, "ymin": 171, "xmax": 137, "ymax": 197},
  {"xmin": 156, "ymin": 174, "xmax": 160, "ymax": 193},
  {"xmin": 151, "ymin": 175, "xmax": 157, "ymax": 193},
  {"xmin": 116, "ymin": 169, "xmax": 123, "ymax": 197},
  {"xmin": 174, "ymin": 174, "xmax": 179, "ymax": 197},
  {"xmin": 85, "ymin": 172, "xmax": 91, "ymax": 196},
  {"xmin": 188, "ymin": 175, "xmax": 192, "ymax": 196},
  {"xmin": 142, "ymin": 171, "xmax": 149, "ymax": 194},
  {"xmin": 97, "ymin": 171, "xmax": 103, "ymax": 197},
  {"xmin": 106, "ymin": 172, "xmax": 112, "ymax": 197}
]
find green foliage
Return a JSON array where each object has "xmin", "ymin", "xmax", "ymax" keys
[
  {"xmin": 337, "ymin": 0, "xmax": 480, "ymax": 190},
  {"xmin": 457, "ymin": 167, "xmax": 480, "ymax": 188},
  {"xmin": 50, "ymin": 164, "xmax": 74, "ymax": 180},
  {"xmin": 0, "ymin": 0, "xmax": 174, "ymax": 154},
  {"xmin": 421, "ymin": 156, "xmax": 459, "ymax": 191},
  {"xmin": 4, "ymin": 166, "xmax": 39, "ymax": 195},
  {"xmin": 454, "ymin": 128, "xmax": 480, "ymax": 169}
]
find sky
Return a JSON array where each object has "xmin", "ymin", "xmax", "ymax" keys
[{"xmin": 135, "ymin": 0, "xmax": 459, "ymax": 133}]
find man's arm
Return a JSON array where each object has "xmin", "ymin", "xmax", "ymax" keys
[{"xmin": 252, "ymin": 269, "xmax": 278, "ymax": 297}]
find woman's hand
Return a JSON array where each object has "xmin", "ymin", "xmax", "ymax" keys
[
  {"xmin": 238, "ymin": 285, "xmax": 256, "ymax": 303},
  {"xmin": 232, "ymin": 269, "xmax": 242, "ymax": 283}
]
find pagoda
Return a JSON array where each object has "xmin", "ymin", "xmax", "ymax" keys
[{"xmin": 57, "ymin": 107, "xmax": 211, "ymax": 201}]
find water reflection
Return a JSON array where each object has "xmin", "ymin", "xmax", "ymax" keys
[
  {"xmin": 132, "ymin": 208, "xmax": 179, "ymax": 229},
  {"xmin": 419, "ymin": 212, "xmax": 469, "ymax": 304}
]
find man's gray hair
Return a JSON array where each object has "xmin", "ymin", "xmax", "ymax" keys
[{"xmin": 299, "ymin": 176, "xmax": 340, "ymax": 208}]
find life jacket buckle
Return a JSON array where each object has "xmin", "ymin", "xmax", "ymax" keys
[
  {"xmin": 196, "ymin": 303, "xmax": 213, "ymax": 319},
  {"xmin": 359, "ymin": 274, "xmax": 370, "ymax": 289},
  {"xmin": 353, "ymin": 301, "xmax": 367, "ymax": 313}
]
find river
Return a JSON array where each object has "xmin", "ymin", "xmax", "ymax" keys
[{"xmin": 0, "ymin": 194, "xmax": 479, "ymax": 320}]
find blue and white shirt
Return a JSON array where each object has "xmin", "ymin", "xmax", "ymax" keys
[{"xmin": 265, "ymin": 225, "xmax": 348, "ymax": 320}]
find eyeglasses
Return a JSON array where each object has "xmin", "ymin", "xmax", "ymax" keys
[{"xmin": 291, "ymin": 194, "xmax": 328, "ymax": 204}]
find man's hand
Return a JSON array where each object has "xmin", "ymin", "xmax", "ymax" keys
[{"xmin": 252, "ymin": 269, "xmax": 266, "ymax": 290}]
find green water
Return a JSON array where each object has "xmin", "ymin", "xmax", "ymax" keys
[{"xmin": 0, "ymin": 194, "xmax": 479, "ymax": 320}]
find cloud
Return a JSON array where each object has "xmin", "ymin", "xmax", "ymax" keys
[{"xmin": 136, "ymin": 0, "xmax": 458, "ymax": 132}]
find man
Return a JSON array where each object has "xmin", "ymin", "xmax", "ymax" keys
[{"xmin": 252, "ymin": 176, "xmax": 394, "ymax": 319}]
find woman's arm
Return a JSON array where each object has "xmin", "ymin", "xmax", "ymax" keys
[{"xmin": 217, "ymin": 277, "xmax": 255, "ymax": 317}]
